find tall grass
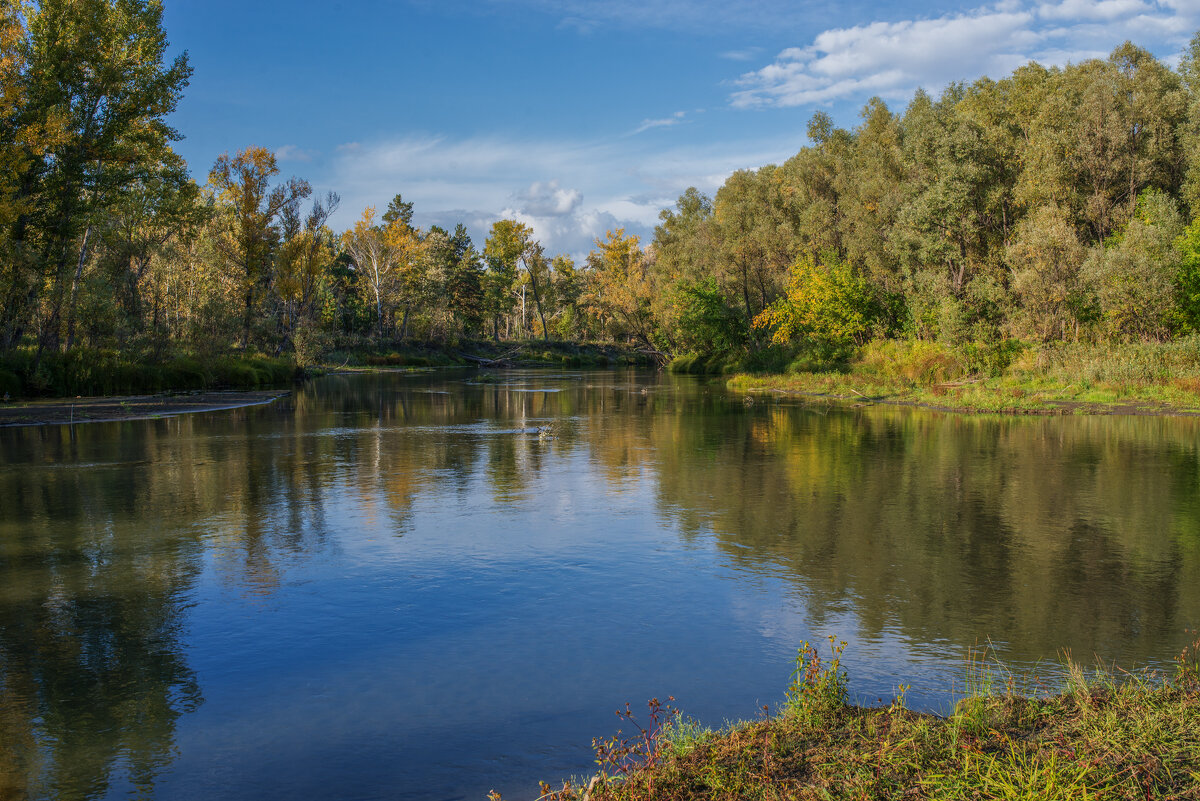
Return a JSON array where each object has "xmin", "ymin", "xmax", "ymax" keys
[
  {"xmin": 511, "ymin": 635, "xmax": 1200, "ymax": 801},
  {"xmin": 729, "ymin": 336, "xmax": 1200, "ymax": 413}
]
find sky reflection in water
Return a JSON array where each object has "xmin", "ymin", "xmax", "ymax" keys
[{"xmin": 1, "ymin": 369, "xmax": 1198, "ymax": 800}]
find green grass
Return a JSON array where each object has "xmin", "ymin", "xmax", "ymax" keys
[
  {"xmin": 0, "ymin": 348, "xmax": 302, "ymax": 399},
  {"xmin": 729, "ymin": 338, "xmax": 1200, "ymax": 415},
  {"xmin": 514, "ymin": 636, "xmax": 1200, "ymax": 801}
]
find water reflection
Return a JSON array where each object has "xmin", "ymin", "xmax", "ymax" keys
[
  {"xmin": 1, "ymin": 371, "xmax": 1198, "ymax": 800},
  {"xmin": 646, "ymin": 404, "xmax": 1200, "ymax": 665}
]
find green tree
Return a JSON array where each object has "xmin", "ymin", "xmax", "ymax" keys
[
  {"xmin": 713, "ymin": 166, "xmax": 794, "ymax": 333},
  {"xmin": 93, "ymin": 153, "xmax": 204, "ymax": 340},
  {"xmin": 483, "ymin": 219, "xmax": 535, "ymax": 340},
  {"xmin": 1006, "ymin": 205, "xmax": 1089, "ymax": 341},
  {"xmin": 21, "ymin": 0, "xmax": 191, "ymax": 355},
  {"xmin": 662, "ymin": 277, "xmax": 746, "ymax": 358},
  {"xmin": 1083, "ymin": 189, "xmax": 1184, "ymax": 341}
]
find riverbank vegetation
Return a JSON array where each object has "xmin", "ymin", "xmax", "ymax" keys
[
  {"xmin": 728, "ymin": 337, "xmax": 1200, "ymax": 414},
  {"xmin": 516, "ymin": 637, "xmax": 1200, "ymax": 801},
  {"xmin": 6, "ymin": 2, "xmax": 1200, "ymax": 404}
]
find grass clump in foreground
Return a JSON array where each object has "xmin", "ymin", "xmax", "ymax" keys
[{"xmin": 503, "ymin": 635, "xmax": 1200, "ymax": 801}]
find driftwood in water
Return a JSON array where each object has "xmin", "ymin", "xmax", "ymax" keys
[
  {"xmin": 458, "ymin": 349, "xmax": 520, "ymax": 368},
  {"xmin": 638, "ymin": 348, "xmax": 670, "ymax": 367}
]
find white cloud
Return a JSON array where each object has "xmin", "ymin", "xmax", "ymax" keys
[
  {"xmin": 732, "ymin": 0, "xmax": 1200, "ymax": 108},
  {"xmin": 276, "ymin": 144, "xmax": 317, "ymax": 162},
  {"xmin": 1038, "ymin": 0, "xmax": 1154, "ymax": 21},
  {"xmin": 327, "ymin": 134, "xmax": 797, "ymax": 258},
  {"xmin": 513, "ymin": 180, "xmax": 584, "ymax": 216},
  {"xmin": 719, "ymin": 47, "xmax": 764, "ymax": 61},
  {"xmin": 631, "ymin": 111, "xmax": 688, "ymax": 135}
]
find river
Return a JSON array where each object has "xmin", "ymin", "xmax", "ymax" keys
[{"xmin": 1, "ymin": 369, "xmax": 1198, "ymax": 800}]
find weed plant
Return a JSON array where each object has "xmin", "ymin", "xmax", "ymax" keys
[{"xmin": 498, "ymin": 635, "xmax": 1200, "ymax": 801}]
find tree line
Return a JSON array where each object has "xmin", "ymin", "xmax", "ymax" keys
[{"xmin": 5, "ymin": 0, "xmax": 1200, "ymax": 385}]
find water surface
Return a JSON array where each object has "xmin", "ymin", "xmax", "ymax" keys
[{"xmin": 1, "ymin": 369, "xmax": 1198, "ymax": 800}]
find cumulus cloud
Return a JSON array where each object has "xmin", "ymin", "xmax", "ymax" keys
[
  {"xmin": 327, "ymin": 134, "xmax": 796, "ymax": 258},
  {"xmin": 731, "ymin": 0, "xmax": 1200, "ymax": 108},
  {"xmin": 513, "ymin": 180, "xmax": 584, "ymax": 216}
]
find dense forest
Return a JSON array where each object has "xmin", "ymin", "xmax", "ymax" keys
[{"xmin": 4, "ymin": 0, "xmax": 1200, "ymax": 397}]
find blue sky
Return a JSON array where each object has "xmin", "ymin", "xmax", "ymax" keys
[{"xmin": 163, "ymin": 0, "xmax": 1200, "ymax": 256}]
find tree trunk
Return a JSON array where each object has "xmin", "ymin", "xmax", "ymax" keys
[
  {"xmin": 529, "ymin": 274, "xmax": 549, "ymax": 341},
  {"xmin": 374, "ymin": 283, "xmax": 383, "ymax": 338},
  {"xmin": 64, "ymin": 225, "xmax": 93, "ymax": 351}
]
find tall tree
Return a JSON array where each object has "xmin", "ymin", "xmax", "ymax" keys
[
  {"xmin": 585, "ymin": 228, "xmax": 656, "ymax": 350},
  {"xmin": 22, "ymin": 0, "xmax": 191, "ymax": 354},
  {"xmin": 276, "ymin": 190, "xmax": 339, "ymax": 353},
  {"xmin": 0, "ymin": 0, "xmax": 66, "ymax": 350},
  {"xmin": 93, "ymin": 153, "xmax": 204, "ymax": 340},
  {"xmin": 208, "ymin": 146, "xmax": 311, "ymax": 348},
  {"xmin": 483, "ymin": 219, "xmax": 535, "ymax": 341},
  {"xmin": 341, "ymin": 206, "xmax": 395, "ymax": 338}
]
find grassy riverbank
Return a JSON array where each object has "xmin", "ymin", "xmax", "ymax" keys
[
  {"xmin": 522, "ymin": 638, "xmax": 1200, "ymax": 801},
  {"xmin": 323, "ymin": 340, "xmax": 655, "ymax": 370},
  {"xmin": 0, "ymin": 341, "xmax": 654, "ymax": 401},
  {"xmin": 726, "ymin": 338, "xmax": 1200, "ymax": 415},
  {"xmin": 0, "ymin": 349, "xmax": 301, "ymax": 399}
]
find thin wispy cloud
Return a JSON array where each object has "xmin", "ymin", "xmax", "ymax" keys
[
  {"xmin": 630, "ymin": 111, "xmax": 688, "ymax": 135},
  {"xmin": 719, "ymin": 47, "xmax": 764, "ymax": 61},
  {"xmin": 276, "ymin": 144, "xmax": 318, "ymax": 162},
  {"xmin": 437, "ymin": 0, "xmax": 816, "ymax": 33},
  {"xmin": 731, "ymin": 0, "xmax": 1200, "ymax": 108}
]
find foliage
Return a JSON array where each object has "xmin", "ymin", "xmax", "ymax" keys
[
  {"xmin": 661, "ymin": 277, "xmax": 746, "ymax": 358},
  {"xmin": 10, "ymin": 19, "xmax": 1200, "ymax": 395},
  {"xmin": 754, "ymin": 254, "xmax": 878, "ymax": 347},
  {"xmin": 784, "ymin": 638, "xmax": 849, "ymax": 723},
  {"xmin": 521, "ymin": 637, "xmax": 1200, "ymax": 801},
  {"xmin": 1082, "ymin": 189, "xmax": 1185, "ymax": 341}
]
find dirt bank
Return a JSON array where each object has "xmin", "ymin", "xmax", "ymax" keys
[{"xmin": 0, "ymin": 390, "xmax": 289, "ymax": 427}]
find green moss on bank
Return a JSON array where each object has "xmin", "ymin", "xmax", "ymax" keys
[
  {"xmin": 728, "ymin": 338, "xmax": 1200, "ymax": 415},
  {"xmin": 520, "ymin": 638, "xmax": 1200, "ymax": 801}
]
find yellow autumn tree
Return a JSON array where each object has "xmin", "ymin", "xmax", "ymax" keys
[
  {"xmin": 754, "ymin": 253, "xmax": 878, "ymax": 347},
  {"xmin": 341, "ymin": 206, "xmax": 426, "ymax": 338},
  {"xmin": 584, "ymin": 229, "xmax": 657, "ymax": 349}
]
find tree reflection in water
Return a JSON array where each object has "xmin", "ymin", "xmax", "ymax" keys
[{"xmin": 1, "ymin": 371, "xmax": 1198, "ymax": 799}]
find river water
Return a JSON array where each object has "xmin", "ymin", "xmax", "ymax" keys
[{"xmin": 1, "ymin": 369, "xmax": 1198, "ymax": 800}]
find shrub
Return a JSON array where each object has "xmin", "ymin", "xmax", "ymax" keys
[{"xmin": 856, "ymin": 339, "xmax": 966, "ymax": 384}]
